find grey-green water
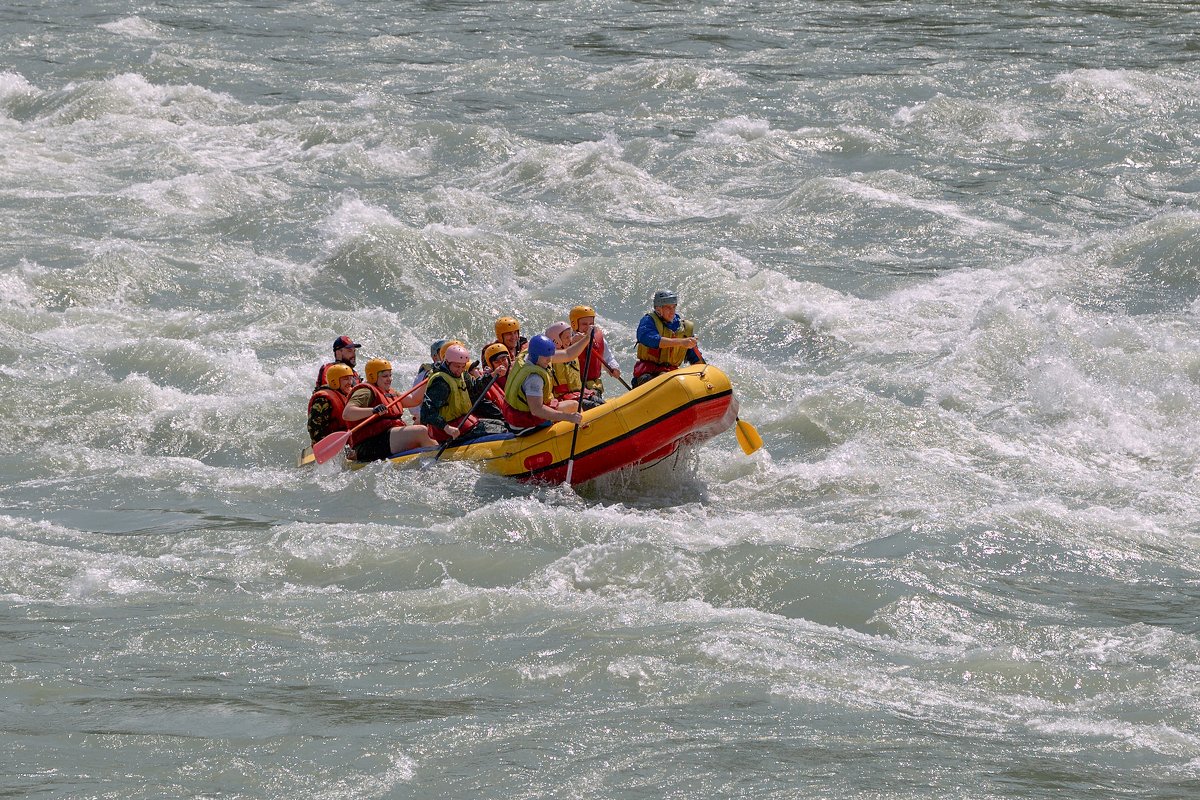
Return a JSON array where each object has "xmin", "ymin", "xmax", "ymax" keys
[{"xmin": 3, "ymin": 2, "xmax": 1200, "ymax": 797}]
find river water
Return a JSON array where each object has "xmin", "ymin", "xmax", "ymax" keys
[{"xmin": 3, "ymin": 1, "xmax": 1200, "ymax": 797}]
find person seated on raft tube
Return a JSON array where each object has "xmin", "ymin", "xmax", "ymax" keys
[
  {"xmin": 419, "ymin": 344, "xmax": 508, "ymax": 444},
  {"xmin": 342, "ymin": 358, "xmax": 436, "ymax": 461},
  {"xmin": 307, "ymin": 363, "xmax": 355, "ymax": 444},
  {"xmin": 570, "ymin": 305, "xmax": 621, "ymax": 399},
  {"xmin": 503, "ymin": 334, "xmax": 584, "ymax": 430},
  {"xmin": 315, "ymin": 334, "xmax": 363, "ymax": 390},
  {"xmin": 632, "ymin": 289, "xmax": 704, "ymax": 387},
  {"xmin": 482, "ymin": 316, "xmax": 527, "ymax": 365},
  {"xmin": 544, "ymin": 321, "xmax": 604, "ymax": 410}
]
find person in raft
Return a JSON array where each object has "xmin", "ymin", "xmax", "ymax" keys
[
  {"xmin": 481, "ymin": 342, "xmax": 513, "ymax": 395},
  {"xmin": 544, "ymin": 321, "xmax": 603, "ymax": 409},
  {"xmin": 482, "ymin": 316, "xmax": 528, "ymax": 364},
  {"xmin": 503, "ymin": 334, "xmax": 584, "ymax": 430},
  {"xmin": 632, "ymin": 289, "xmax": 703, "ymax": 387},
  {"xmin": 307, "ymin": 363, "xmax": 355, "ymax": 444},
  {"xmin": 315, "ymin": 334, "xmax": 363, "ymax": 390},
  {"xmin": 419, "ymin": 344, "xmax": 506, "ymax": 444},
  {"xmin": 342, "ymin": 358, "xmax": 435, "ymax": 461},
  {"xmin": 569, "ymin": 304, "xmax": 621, "ymax": 399}
]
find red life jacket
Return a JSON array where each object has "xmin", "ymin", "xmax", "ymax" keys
[
  {"xmin": 576, "ymin": 327, "xmax": 607, "ymax": 382},
  {"xmin": 307, "ymin": 387, "xmax": 348, "ymax": 442},
  {"xmin": 486, "ymin": 380, "xmax": 508, "ymax": 411},
  {"xmin": 632, "ymin": 360, "xmax": 677, "ymax": 381},
  {"xmin": 315, "ymin": 362, "xmax": 362, "ymax": 391},
  {"xmin": 427, "ymin": 417, "xmax": 478, "ymax": 445},
  {"xmin": 505, "ymin": 405, "xmax": 552, "ymax": 429},
  {"xmin": 347, "ymin": 383, "xmax": 406, "ymax": 447}
]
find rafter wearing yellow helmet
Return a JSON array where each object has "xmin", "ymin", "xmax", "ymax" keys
[
  {"xmin": 342, "ymin": 356, "xmax": 435, "ymax": 462},
  {"xmin": 569, "ymin": 305, "xmax": 621, "ymax": 399},
  {"xmin": 482, "ymin": 315, "xmax": 528, "ymax": 367},
  {"xmin": 307, "ymin": 363, "xmax": 356, "ymax": 445}
]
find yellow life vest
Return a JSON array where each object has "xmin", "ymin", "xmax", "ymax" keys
[
  {"xmin": 550, "ymin": 358, "xmax": 582, "ymax": 396},
  {"xmin": 635, "ymin": 313, "xmax": 694, "ymax": 367},
  {"xmin": 427, "ymin": 369, "xmax": 472, "ymax": 422},
  {"xmin": 505, "ymin": 360, "xmax": 552, "ymax": 413}
]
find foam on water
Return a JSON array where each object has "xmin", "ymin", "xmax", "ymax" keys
[
  {"xmin": 893, "ymin": 95, "xmax": 1040, "ymax": 144},
  {"xmin": 589, "ymin": 61, "xmax": 747, "ymax": 91},
  {"xmin": 98, "ymin": 17, "xmax": 166, "ymax": 40},
  {"xmin": 0, "ymin": 72, "xmax": 36, "ymax": 107}
]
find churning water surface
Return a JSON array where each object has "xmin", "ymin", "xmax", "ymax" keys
[{"xmin": 3, "ymin": 2, "xmax": 1200, "ymax": 798}]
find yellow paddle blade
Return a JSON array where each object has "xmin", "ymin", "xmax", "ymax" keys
[{"xmin": 735, "ymin": 418, "xmax": 763, "ymax": 455}]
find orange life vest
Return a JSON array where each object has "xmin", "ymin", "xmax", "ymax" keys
[
  {"xmin": 486, "ymin": 379, "xmax": 508, "ymax": 411},
  {"xmin": 347, "ymin": 383, "xmax": 406, "ymax": 447},
  {"xmin": 307, "ymin": 387, "xmax": 348, "ymax": 442}
]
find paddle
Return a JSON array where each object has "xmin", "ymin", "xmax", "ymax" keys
[
  {"xmin": 564, "ymin": 327, "xmax": 596, "ymax": 484},
  {"xmin": 735, "ymin": 417, "xmax": 763, "ymax": 455},
  {"xmin": 433, "ymin": 372, "xmax": 500, "ymax": 462},
  {"xmin": 311, "ymin": 378, "xmax": 428, "ymax": 464},
  {"xmin": 619, "ymin": 367, "xmax": 762, "ymax": 455}
]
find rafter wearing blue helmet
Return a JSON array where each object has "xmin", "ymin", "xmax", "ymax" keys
[{"xmin": 503, "ymin": 334, "xmax": 584, "ymax": 430}]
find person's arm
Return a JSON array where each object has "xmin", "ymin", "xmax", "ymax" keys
[
  {"xmin": 342, "ymin": 388, "xmax": 378, "ymax": 422},
  {"xmin": 467, "ymin": 372, "xmax": 496, "ymax": 401},
  {"xmin": 549, "ymin": 331, "xmax": 590, "ymax": 363},
  {"xmin": 402, "ymin": 383, "xmax": 425, "ymax": 407},
  {"xmin": 663, "ymin": 331, "xmax": 698, "ymax": 350},
  {"xmin": 528, "ymin": 392, "xmax": 582, "ymax": 425},
  {"xmin": 635, "ymin": 315, "xmax": 660, "ymax": 349},
  {"xmin": 524, "ymin": 374, "xmax": 581, "ymax": 424}
]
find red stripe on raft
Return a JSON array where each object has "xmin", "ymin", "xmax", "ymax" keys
[{"xmin": 522, "ymin": 389, "xmax": 736, "ymax": 485}]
